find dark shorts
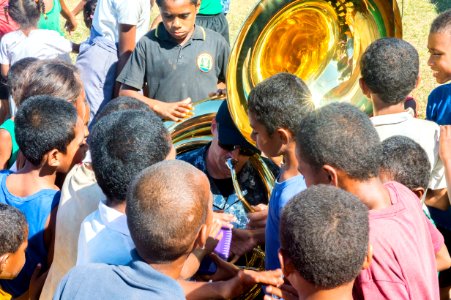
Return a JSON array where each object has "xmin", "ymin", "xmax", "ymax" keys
[{"xmin": 196, "ymin": 13, "xmax": 230, "ymax": 44}]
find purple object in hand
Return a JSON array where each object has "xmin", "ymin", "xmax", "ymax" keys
[{"xmin": 214, "ymin": 227, "xmax": 232, "ymax": 260}]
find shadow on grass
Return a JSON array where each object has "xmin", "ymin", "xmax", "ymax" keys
[{"xmin": 430, "ymin": 0, "xmax": 451, "ymax": 13}]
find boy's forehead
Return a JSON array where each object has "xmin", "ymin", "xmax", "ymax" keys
[{"xmin": 159, "ymin": 0, "xmax": 197, "ymax": 11}]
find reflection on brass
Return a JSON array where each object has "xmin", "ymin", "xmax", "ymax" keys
[
  {"xmin": 226, "ymin": 158, "xmax": 256, "ymax": 213},
  {"xmin": 227, "ymin": 0, "xmax": 402, "ymax": 146}
]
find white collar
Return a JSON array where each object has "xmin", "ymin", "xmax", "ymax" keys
[
  {"xmin": 98, "ymin": 199, "xmax": 130, "ymax": 237},
  {"xmin": 370, "ymin": 111, "xmax": 413, "ymax": 126}
]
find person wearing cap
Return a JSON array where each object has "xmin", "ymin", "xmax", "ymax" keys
[{"xmin": 178, "ymin": 101, "xmax": 279, "ymax": 257}]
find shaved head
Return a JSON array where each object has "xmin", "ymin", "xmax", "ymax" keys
[{"xmin": 126, "ymin": 160, "xmax": 211, "ymax": 263}]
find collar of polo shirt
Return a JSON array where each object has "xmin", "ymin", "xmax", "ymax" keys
[{"xmin": 155, "ymin": 23, "xmax": 206, "ymax": 42}]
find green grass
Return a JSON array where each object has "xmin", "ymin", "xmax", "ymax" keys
[{"xmin": 64, "ymin": 0, "xmax": 450, "ymax": 118}]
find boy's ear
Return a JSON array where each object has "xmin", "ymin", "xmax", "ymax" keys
[
  {"xmin": 278, "ymin": 249, "xmax": 295, "ymax": 277},
  {"xmin": 276, "ymin": 128, "xmax": 292, "ymax": 145},
  {"xmin": 45, "ymin": 149, "xmax": 62, "ymax": 168},
  {"xmin": 322, "ymin": 164, "xmax": 339, "ymax": 187},
  {"xmin": 362, "ymin": 243, "xmax": 373, "ymax": 270},
  {"xmin": 196, "ymin": 0, "xmax": 201, "ymax": 12},
  {"xmin": 359, "ymin": 78, "xmax": 371, "ymax": 98},
  {"xmin": 194, "ymin": 223, "xmax": 209, "ymax": 251},
  {"xmin": 412, "ymin": 187, "xmax": 425, "ymax": 200},
  {"xmin": 415, "ymin": 75, "xmax": 421, "ymax": 89},
  {"xmin": 211, "ymin": 118, "xmax": 218, "ymax": 135}
]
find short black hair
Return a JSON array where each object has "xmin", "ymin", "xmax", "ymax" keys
[
  {"xmin": 430, "ymin": 9, "xmax": 451, "ymax": 34},
  {"xmin": 281, "ymin": 185, "xmax": 369, "ymax": 288},
  {"xmin": 360, "ymin": 38, "xmax": 419, "ymax": 105},
  {"xmin": 0, "ymin": 204, "xmax": 27, "ymax": 255},
  {"xmin": 381, "ymin": 136, "xmax": 431, "ymax": 190},
  {"xmin": 8, "ymin": 0, "xmax": 44, "ymax": 28},
  {"xmin": 89, "ymin": 110, "xmax": 172, "ymax": 202},
  {"xmin": 156, "ymin": 0, "xmax": 198, "ymax": 6},
  {"xmin": 15, "ymin": 95, "xmax": 78, "ymax": 166},
  {"xmin": 7, "ymin": 57, "xmax": 39, "ymax": 106},
  {"xmin": 93, "ymin": 96, "xmax": 151, "ymax": 125},
  {"xmin": 296, "ymin": 102, "xmax": 382, "ymax": 180},
  {"xmin": 19, "ymin": 59, "xmax": 83, "ymax": 105},
  {"xmin": 248, "ymin": 72, "xmax": 314, "ymax": 135},
  {"xmin": 127, "ymin": 160, "xmax": 210, "ymax": 263}
]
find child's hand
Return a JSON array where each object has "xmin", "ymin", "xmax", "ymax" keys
[
  {"xmin": 440, "ymin": 126, "xmax": 451, "ymax": 163},
  {"xmin": 64, "ymin": 17, "xmax": 78, "ymax": 34},
  {"xmin": 203, "ymin": 219, "xmax": 223, "ymax": 255},
  {"xmin": 153, "ymin": 98, "xmax": 193, "ymax": 121},
  {"xmin": 230, "ymin": 228, "xmax": 258, "ymax": 257},
  {"xmin": 212, "ymin": 211, "xmax": 236, "ymax": 229},
  {"xmin": 264, "ymin": 283, "xmax": 298, "ymax": 300},
  {"xmin": 230, "ymin": 269, "xmax": 283, "ymax": 298},
  {"xmin": 247, "ymin": 204, "xmax": 268, "ymax": 229}
]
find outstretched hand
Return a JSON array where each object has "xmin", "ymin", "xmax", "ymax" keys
[
  {"xmin": 247, "ymin": 204, "xmax": 268, "ymax": 230},
  {"xmin": 153, "ymin": 98, "xmax": 193, "ymax": 121},
  {"xmin": 264, "ymin": 283, "xmax": 298, "ymax": 300}
]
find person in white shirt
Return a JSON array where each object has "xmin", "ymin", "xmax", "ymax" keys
[
  {"xmin": 0, "ymin": 0, "xmax": 73, "ymax": 79},
  {"xmin": 75, "ymin": 0, "xmax": 153, "ymax": 123},
  {"xmin": 76, "ymin": 109, "xmax": 175, "ymax": 265}
]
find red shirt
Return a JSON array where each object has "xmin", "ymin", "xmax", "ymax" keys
[
  {"xmin": 353, "ymin": 182, "xmax": 442, "ymax": 300},
  {"xmin": 0, "ymin": 0, "xmax": 18, "ymax": 38}
]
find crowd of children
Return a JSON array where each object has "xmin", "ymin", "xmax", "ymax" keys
[{"xmin": 0, "ymin": 0, "xmax": 450, "ymax": 299}]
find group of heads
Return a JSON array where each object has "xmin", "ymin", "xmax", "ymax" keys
[
  {"xmin": 8, "ymin": 58, "xmax": 89, "ymax": 173},
  {"xmin": 83, "ymin": 96, "xmax": 211, "ymax": 265}
]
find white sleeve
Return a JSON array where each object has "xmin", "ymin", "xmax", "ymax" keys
[
  {"xmin": 51, "ymin": 33, "xmax": 73, "ymax": 54},
  {"xmin": 0, "ymin": 33, "xmax": 12, "ymax": 65},
  {"xmin": 114, "ymin": 0, "xmax": 143, "ymax": 25}
]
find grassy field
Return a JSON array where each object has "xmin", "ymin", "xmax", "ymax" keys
[{"xmin": 65, "ymin": 0, "xmax": 451, "ymax": 117}]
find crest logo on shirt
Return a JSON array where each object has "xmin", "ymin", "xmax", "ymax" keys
[{"xmin": 197, "ymin": 53, "xmax": 213, "ymax": 73}]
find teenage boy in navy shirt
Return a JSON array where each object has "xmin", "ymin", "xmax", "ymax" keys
[{"xmin": 117, "ymin": 0, "xmax": 229, "ymax": 122}]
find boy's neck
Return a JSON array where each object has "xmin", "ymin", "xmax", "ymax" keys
[
  {"xmin": 339, "ymin": 175, "xmax": 391, "ymax": 211},
  {"xmin": 279, "ymin": 141, "xmax": 300, "ymax": 182},
  {"xmin": 147, "ymin": 254, "xmax": 187, "ymax": 280},
  {"xmin": 6, "ymin": 160, "xmax": 58, "ymax": 196},
  {"xmin": 20, "ymin": 26, "xmax": 38, "ymax": 36},
  {"xmin": 296, "ymin": 282, "xmax": 355, "ymax": 300},
  {"xmin": 372, "ymin": 96, "xmax": 405, "ymax": 116},
  {"xmin": 106, "ymin": 198, "xmax": 126, "ymax": 214}
]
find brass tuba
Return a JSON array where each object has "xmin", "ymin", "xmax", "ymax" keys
[{"xmin": 227, "ymin": 0, "xmax": 402, "ymax": 145}]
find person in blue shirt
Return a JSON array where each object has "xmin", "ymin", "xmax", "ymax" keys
[
  {"xmin": 426, "ymin": 10, "xmax": 451, "ymax": 125},
  {"xmin": 54, "ymin": 160, "xmax": 212, "ymax": 300},
  {"xmin": 0, "ymin": 95, "xmax": 88, "ymax": 298},
  {"xmin": 247, "ymin": 72, "xmax": 314, "ymax": 270}
]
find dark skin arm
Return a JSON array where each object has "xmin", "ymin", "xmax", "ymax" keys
[
  {"xmin": 59, "ymin": 0, "xmax": 77, "ymax": 33},
  {"xmin": 0, "ymin": 129, "xmax": 12, "ymax": 170},
  {"xmin": 43, "ymin": 206, "xmax": 59, "ymax": 266},
  {"xmin": 71, "ymin": 0, "xmax": 87, "ymax": 16},
  {"xmin": 113, "ymin": 24, "xmax": 137, "ymax": 98},
  {"xmin": 425, "ymin": 188, "xmax": 450, "ymax": 211}
]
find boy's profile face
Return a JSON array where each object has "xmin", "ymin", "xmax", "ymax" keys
[
  {"xmin": 249, "ymin": 111, "xmax": 281, "ymax": 157},
  {"xmin": 57, "ymin": 117, "xmax": 88, "ymax": 174},
  {"xmin": 0, "ymin": 232, "xmax": 27, "ymax": 280},
  {"xmin": 295, "ymin": 145, "xmax": 329, "ymax": 187},
  {"xmin": 428, "ymin": 32, "xmax": 451, "ymax": 84},
  {"xmin": 159, "ymin": 0, "xmax": 200, "ymax": 44}
]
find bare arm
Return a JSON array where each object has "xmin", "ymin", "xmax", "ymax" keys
[
  {"xmin": 71, "ymin": 0, "xmax": 87, "ymax": 16},
  {"xmin": 114, "ymin": 24, "xmax": 137, "ymax": 98},
  {"xmin": 1, "ymin": 64, "xmax": 9, "ymax": 79},
  {"xmin": 0, "ymin": 129, "xmax": 13, "ymax": 170},
  {"xmin": 119, "ymin": 85, "xmax": 193, "ymax": 121},
  {"xmin": 59, "ymin": 0, "xmax": 77, "ymax": 33},
  {"xmin": 43, "ymin": 206, "xmax": 59, "ymax": 266},
  {"xmin": 425, "ymin": 188, "xmax": 450, "ymax": 211},
  {"xmin": 436, "ymin": 243, "xmax": 451, "ymax": 272}
]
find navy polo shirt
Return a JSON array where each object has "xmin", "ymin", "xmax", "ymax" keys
[
  {"xmin": 53, "ymin": 250, "xmax": 185, "ymax": 300},
  {"xmin": 117, "ymin": 23, "xmax": 230, "ymax": 103}
]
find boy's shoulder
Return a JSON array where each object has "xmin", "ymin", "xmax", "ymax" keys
[{"xmin": 429, "ymin": 83, "xmax": 451, "ymax": 100}]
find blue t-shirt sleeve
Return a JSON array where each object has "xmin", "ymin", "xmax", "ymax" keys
[{"xmin": 427, "ymin": 90, "xmax": 438, "ymax": 121}]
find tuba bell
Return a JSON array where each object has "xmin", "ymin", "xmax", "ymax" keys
[{"xmin": 168, "ymin": 0, "xmax": 401, "ymax": 298}]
